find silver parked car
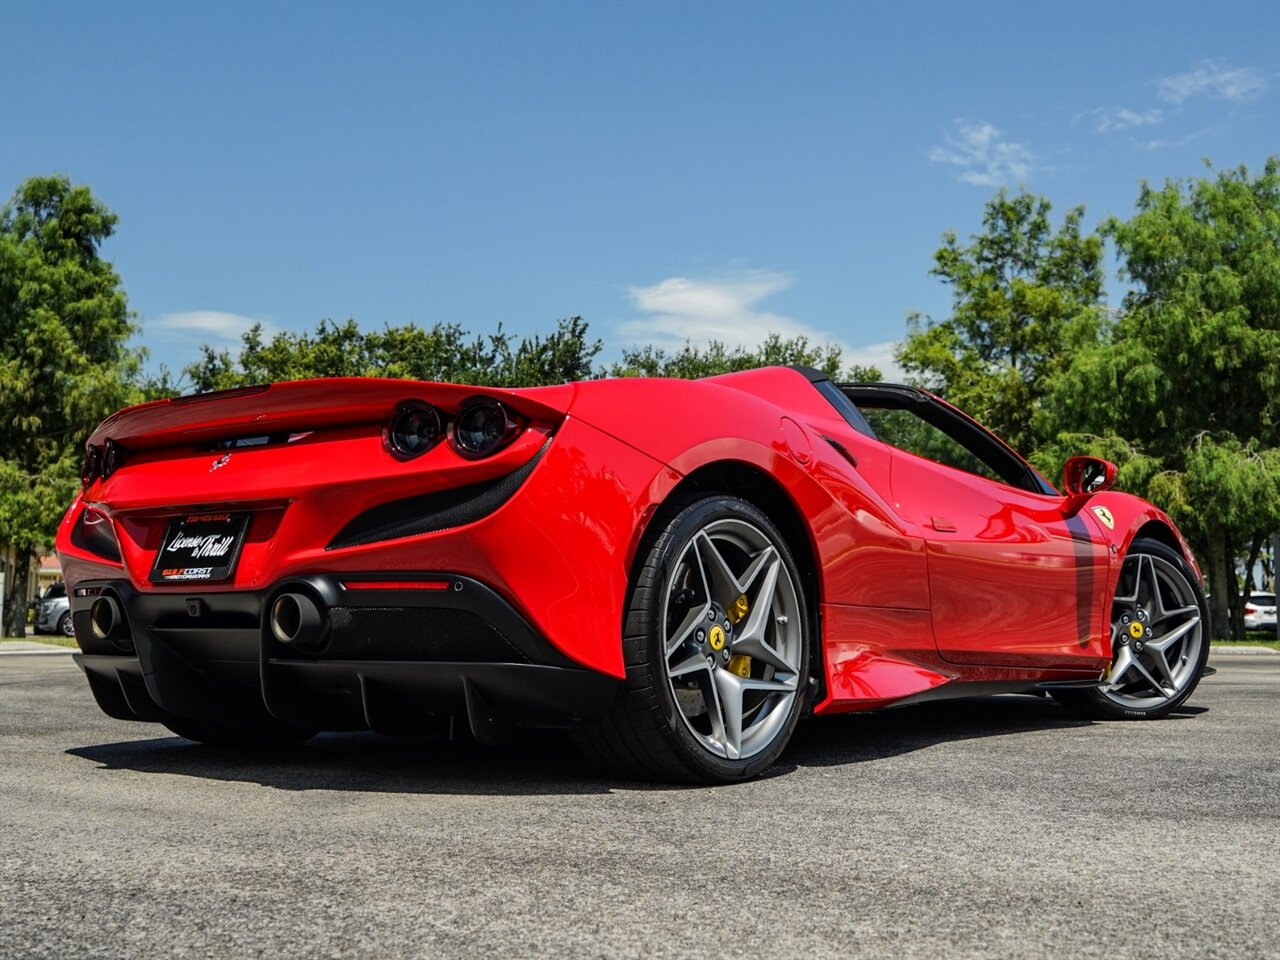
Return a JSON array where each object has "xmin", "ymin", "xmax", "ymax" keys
[{"xmin": 34, "ymin": 581, "xmax": 73, "ymax": 636}]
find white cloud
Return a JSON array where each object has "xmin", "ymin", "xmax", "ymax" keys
[
  {"xmin": 621, "ymin": 271, "xmax": 815, "ymax": 349},
  {"xmin": 1141, "ymin": 125, "xmax": 1218, "ymax": 151},
  {"xmin": 1157, "ymin": 59, "xmax": 1270, "ymax": 104},
  {"xmin": 929, "ymin": 121, "xmax": 1034, "ymax": 187},
  {"xmin": 1090, "ymin": 106, "xmax": 1163, "ymax": 133},
  {"xmin": 149, "ymin": 310, "xmax": 277, "ymax": 345},
  {"xmin": 617, "ymin": 271, "xmax": 904, "ymax": 380},
  {"xmin": 842, "ymin": 341, "xmax": 904, "ymax": 382}
]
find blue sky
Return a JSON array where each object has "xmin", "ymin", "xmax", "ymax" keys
[{"xmin": 2, "ymin": 0, "xmax": 1277, "ymax": 381}]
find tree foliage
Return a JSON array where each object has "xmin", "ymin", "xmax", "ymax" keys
[
  {"xmin": 0, "ymin": 176, "xmax": 140, "ymax": 634},
  {"xmin": 897, "ymin": 190, "xmax": 1105, "ymax": 453},
  {"xmin": 608, "ymin": 333, "xmax": 880, "ymax": 382},
  {"xmin": 169, "ymin": 319, "xmax": 877, "ymax": 394},
  {"xmin": 178, "ymin": 316, "xmax": 602, "ymax": 393}
]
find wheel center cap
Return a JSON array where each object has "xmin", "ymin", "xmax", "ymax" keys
[
  {"xmin": 708, "ymin": 624, "xmax": 727, "ymax": 652},
  {"xmin": 1128, "ymin": 621, "xmax": 1145, "ymax": 640}
]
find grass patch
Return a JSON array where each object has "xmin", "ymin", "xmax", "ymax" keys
[
  {"xmin": 0, "ymin": 635, "xmax": 79, "ymax": 649},
  {"xmin": 1211, "ymin": 637, "xmax": 1280, "ymax": 651}
]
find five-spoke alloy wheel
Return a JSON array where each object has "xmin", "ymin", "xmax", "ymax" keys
[
  {"xmin": 1052, "ymin": 537, "xmax": 1209, "ymax": 720},
  {"xmin": 575, "ymin": 495, "xmax": 810, "ymax": 782}
]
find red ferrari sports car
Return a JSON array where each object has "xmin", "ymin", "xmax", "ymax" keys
[{"xmin": 57, "ymin": 366, "xmax": 1210, "ymax": 782}]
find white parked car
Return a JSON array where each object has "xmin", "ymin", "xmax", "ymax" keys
[{"xmin": 1243, "ymin": 592, "xmax": 1277, "ymax": 631}]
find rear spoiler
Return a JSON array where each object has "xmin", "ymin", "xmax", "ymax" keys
[{"xmin": 87, "ymin": 378, "xmax": 577, "ymax": 451}]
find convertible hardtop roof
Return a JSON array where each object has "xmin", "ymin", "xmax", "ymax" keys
[
  {"xmin": 787, "ymin": 365, "xmax": 933, "ymax": 403},
  {"xmin": 787, "ymin": 365, "xmax": 1056, "ymax": 496}
]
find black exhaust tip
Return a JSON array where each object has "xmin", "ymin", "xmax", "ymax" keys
[
  {"xmin": 89, "ymin": 595, "xmax": 133, "ymax": 651},
  {"xmin": 270, "ymin": 592, "xmax": 324, "ymax": 646}
]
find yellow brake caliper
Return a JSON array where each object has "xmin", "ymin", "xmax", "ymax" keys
[{"xmin": 727, "ymin": 593, "xmax": 752, "ymax": 678}]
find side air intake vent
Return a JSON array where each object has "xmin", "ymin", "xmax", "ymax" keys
[{"xmin": 327, "ymin": 439, "xmax": 550, "ymax": 550}]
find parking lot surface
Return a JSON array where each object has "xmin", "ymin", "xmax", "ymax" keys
[{"xmin": 2, "ymin": 649, "xmax": 1277, "ymax": 959}]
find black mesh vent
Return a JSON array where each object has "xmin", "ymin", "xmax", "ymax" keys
[
  {"xmin": 70, "ymin": 509, "xmax": 121, "ymax": 562},
  {"xmin": 327, "ymin": 439, "xmax": 550, "ymax": 550},
  {"xmin": 318, "ymin": 606, "xmax": 532, "ymax": 663}
]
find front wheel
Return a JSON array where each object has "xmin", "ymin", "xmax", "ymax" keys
[
  {"xmin": 574, "ymin": 495, "xmax": 810, "ymax": 783},
  {"xmin": 58, "ymin": 612, "xmax": 74, "ymax": 637},
  {"xmin": 1052, "ymin": 537, "xmax": 1209, "ymax": 720}
]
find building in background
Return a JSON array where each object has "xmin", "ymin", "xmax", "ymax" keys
[{"xmin": 36, "ymin": 554, "xmax": 61, "ymax": 596}]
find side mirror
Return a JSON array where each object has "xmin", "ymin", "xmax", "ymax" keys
[
  {"xmin": 1062, "ymin": 456, "xmax": 1117, "ymax": 516},
  {"xmin": 1063, "ymin": 456, "xmax": 1117, "ymax": 495}
]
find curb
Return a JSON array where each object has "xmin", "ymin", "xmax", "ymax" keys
[
  {"xmin": 0, "ymin": 641, "xmax": 77, "ymax": 655},
  {"xmin": 1208, "ymin": 645, "xmax": 1279, "ymax": 656}
]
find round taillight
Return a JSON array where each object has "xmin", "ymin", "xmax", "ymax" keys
[
  {"xmin": 101, "ymin": 440, "xmax": 125, "ymax": 479},
  {"xmin": 451, "ymin": 398, "xmax": 522, "ymax": 459},
  {"xmin": 385, "ymin": 402, "xmax": 442, "ymax": 460},
  {"xmin": 82, "ymin": 445, "xmax": 101, "ymax": 486}
]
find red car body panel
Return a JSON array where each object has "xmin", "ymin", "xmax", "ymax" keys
[
  {"xmin": 57, "ymin": 366, "xmax": 1203, "ymax": 729},
  {"xmin": 886, "ymin": 447, "xmax": 1113, "ymax": 669},
  {"xmin": 64, "ymin": 412, "xmax": 672, "ymax": 679}
]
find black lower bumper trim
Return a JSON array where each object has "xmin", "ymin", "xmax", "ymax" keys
[
  {"xmin": 76, "ymin": 653, "xmax": 616, "ymax": 739},
  {"xmin": 71, "ymin": 572, "xmax": 617, "ymax": 738},
  {"xmin": 264, "ymin": 660, "xmax": 617, "ymax": 739},
  {"xmin": 883, "ymin": 676, "xmax": 1105, "ymax": 709},
  {"xmin": 1035, "ymin": 678, "xmax": 1108, "ymax": 690}
]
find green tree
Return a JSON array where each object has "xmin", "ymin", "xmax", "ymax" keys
[
  {"xmin": 180, "ymin": 316, "xmax": 601, "ymax": 392},
  {"xmin": 608, "ymin": 333, "xmax": 880, "ymax": 381},
  {"xmin": 0, "ymin": 176, "xmax": 140, "ymax": 635},
  {"xmin": 180, "ymin": 319, "xmax": 876, "ymax": 392},
  {"xmin": 1050, "ymin": 159, "xmax": 1280, "ymax": 637},
  {"xmin": 897, "ymin": 190, "xmax": 1106, "ymax": 453}
]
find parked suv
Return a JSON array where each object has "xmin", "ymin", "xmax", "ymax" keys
[
  {"xmin": 34, "ymin": 581, "xmax": 72, "ymax": 637},
  {"xmin": 1243, "ymin": 592, "xmax": 1277, "ymax": 631}
]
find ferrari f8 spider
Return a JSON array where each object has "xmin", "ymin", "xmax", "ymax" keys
[{"xmin": 57, "ymin": 366, "xmax": 1210, "ymax": 782}]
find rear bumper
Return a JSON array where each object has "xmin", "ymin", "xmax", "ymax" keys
[{"xmin": 72, "ymin": 574, "xmax": 618, "ymax": 741}]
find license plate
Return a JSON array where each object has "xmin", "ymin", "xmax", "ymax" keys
[{"xmin": 150, "ymin": 512, "xmax": 251, "ymax": 584}]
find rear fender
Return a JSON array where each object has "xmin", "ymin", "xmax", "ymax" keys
[
  {"xmin": 565, "ymin": 372, "xmax": 824, "ymax": 466},
  {"xmin": 571, "ymin": 374, "xmax": 928, "ymax": 604}
]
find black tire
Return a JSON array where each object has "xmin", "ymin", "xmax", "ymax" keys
[
  {"xmin": 58, "ymin": 612, "xmax": 74, "ymax": 637},
  {"xmin": 162, "ymin": 716, "xmax": 316, "ymax": 748},
  {"xmin": 1051, "ymin": 536, "xmax": 1210, "ymax": 720},
  {"xmin": 574, "ymin": 495, "xmax": 810, "ymax": 783}
]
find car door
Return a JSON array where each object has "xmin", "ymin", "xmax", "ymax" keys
[{"xmin": 848, "ymin": 388, "xmax": 1111, "ymax": 670}]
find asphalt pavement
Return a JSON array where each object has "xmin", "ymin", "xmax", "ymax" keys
[{"xmin": 1, "ymin": 648, "xmax": 1276, "ymax": 959}]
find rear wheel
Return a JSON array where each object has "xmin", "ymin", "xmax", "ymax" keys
[
  {"xmin": 575, "ymin": 495, "xmax": 810, "ymax": 783},
  {"xmin": 1052, "ymin": 537, "xmax": 1208, "ymax": 720}
]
